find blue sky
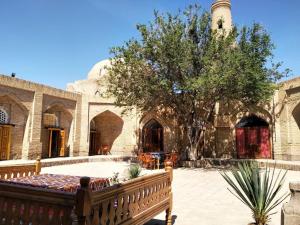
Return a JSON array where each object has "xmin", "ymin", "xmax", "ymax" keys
[{"xmin": 0, "ymin": 0, "xmax": 299, "ymax": 89}]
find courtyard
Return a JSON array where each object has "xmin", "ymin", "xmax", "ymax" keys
[
  {"xmin": 42, "ymin": 161, "xmax": 300, "ymax": 225},
  {"xmin": 0, "ymin": 0, "xmax": 300, "ymax": 224}
]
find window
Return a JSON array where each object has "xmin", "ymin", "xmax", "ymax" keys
[
  {"xmin": 218, "ymin": 21, "xmax": 223, "ymax": 29},
  {"xmin": 0, "ymin": 108, "xmax": 8, "ymax": 124}
]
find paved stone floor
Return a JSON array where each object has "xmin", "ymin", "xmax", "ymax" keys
[{"xmin": 43, "ymin": 162, "xmax": 300, "ymax": 225}]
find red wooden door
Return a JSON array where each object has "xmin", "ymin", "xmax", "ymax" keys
[
  {"xmin": 236, "ymin": 128, "xmax": 246, "ymax": 158},
  {"xmin": 248, "ymin": 128, "xmax": 258, "ymax": 145},
  {"xmin": 236, "ymin": 127, "xmax": 271, "ymax": 159},
  {"xmin": 258, "ymin": 127, "xmax": 271, "ymax": 158}
]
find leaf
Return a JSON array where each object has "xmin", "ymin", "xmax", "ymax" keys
[{"xmin": 221, "ymin": 162, "xmax": 289, "ymax": 225}]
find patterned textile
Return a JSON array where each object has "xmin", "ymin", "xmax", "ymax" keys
[{"xmin": 0, "ymin": 174, "xmax": 110, "ymax": 193}]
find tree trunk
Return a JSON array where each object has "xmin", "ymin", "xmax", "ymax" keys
[{"xmin": 189, "ymin": 144, "xmax": 198, "ymax": 161}]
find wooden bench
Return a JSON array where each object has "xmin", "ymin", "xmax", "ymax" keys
[
  {"xmin": 0, "ymin": 161, "xmax": 173, "ymax": 225},
  {"xmin": 0, "ymin": 157, "xmax": 41, "ymax": 179}
]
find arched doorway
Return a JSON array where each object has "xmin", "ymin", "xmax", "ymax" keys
[
  {"xmin": 236, "ymin": 115, "xmax": 271, "ymax": 159},
  {"xmin": 42, "ymin": 105, "xmax": 73, "ymax": 158},
  {"xmin": 142, "ymin": 119, "xmax": 164, "ymax": 152},
  {"xmin": 89, "ymin": 110, "xmax": 124, "ymax": 155},
  {"xmin": 0, "ymin": 108, "xmax": 11, "ymax": 160},
  {"xmin": 0, "ymin": 95, "xmax": 28, "ymax": 160}
]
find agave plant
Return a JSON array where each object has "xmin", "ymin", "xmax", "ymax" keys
[
  {"xmin": 128, "ymin": 164, "xmax": 142, "ymax": 179},
  {"xmin": 221, "ymin": 161, "xmax": 289, "ymax": 225}
]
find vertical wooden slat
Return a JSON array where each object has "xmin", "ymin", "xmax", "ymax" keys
[
  {"xmin": 0, "ymin": 197, "xmax": 5, "ymax": 220},
  {"xmin": 43, "ymin": 205, "xmax": 51, "ymax": 224},
  {"xmin": 123, "ymin": 193, "xmax": 129, "ymax": 221},
  {"xmin": 50, "ymin": 206, "xmax": 61, "ymax": 225},
  {"xmin": 108, "ymin": 198, "xmax": 116, "ymax": 225},
  {"xmin": 100, "ymin": 200, "xmax": 109, "ymax": 225},
  {"xmin": 5, "ymin": 199, "xmax": 13, "ymax": 224},
  {"xmin": 115, "ymin": 196, "xmax": 122, "ymax": 224},
  {"xmin": 30, "ymin": 203, "xmax": 39, "ymax": 225},
  {"xmin": 59, "ymin": 130, "xmax": 65, "ymax": 157},
  {"xmin": 48, "ymin": 129, "xmax": 53, "ymax": 158},
  {"xmin": 22, "ymin": 201, "xmax": 31, "ymax": 225},
  {"xmin": 91, "ymin": 205, "xmax": 100, "ymax": 225}
]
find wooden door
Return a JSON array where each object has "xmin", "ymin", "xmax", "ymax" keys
[
  {"xmin": 236, "ymin": 127, "xmax": 271, "ymax": 159},
  {"xmin": 59, "ymin": 130, "xmax": 65, "ymax": 157},
  {"xmin": 259, "ymin": 127, "xmax": 271, "ymax": 158},
  {"xmin": 48, "ymin": 128, "xmax": 62, "ymax": 158},
  {"xmin": 236, "ymin": 128, "xmax": 246, "ymax": 159},
  {"xmin": 0, "ymin": 126, "xmax": 11, "ymax": 160}
]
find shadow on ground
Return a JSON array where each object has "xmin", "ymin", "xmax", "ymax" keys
[{"xmin": 144, "ymin": 215, "xmax": 177, "ymax": 225}]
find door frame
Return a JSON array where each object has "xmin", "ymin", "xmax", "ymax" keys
[
  {"xmin": 48, "ymin": 128, "xmax": 64, "ymax": 158},
  {"xmin": 89, "ymin": 130, "xmax": 97, "ymax": 156},
  {"xmin": 0, "ymin": 124, "xmax": 13, "ymax": 160}
]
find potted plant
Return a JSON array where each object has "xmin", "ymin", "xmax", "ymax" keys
[
  {"xmin": 221, "ymin": 161, "xmax": 289, "ymax": 225},
  {"xmin": 128, "ymin": 164, "xmax": 142, "ymax": 179}
]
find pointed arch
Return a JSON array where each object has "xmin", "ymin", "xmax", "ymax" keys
[
  {"xmin": 236, "ymin": 114, "xmax": 269, "ymax": 128},
  {"xmin": 0, "ymin": 94, "xmax": 29, "ymax": 160},
  {"xmin": 42, "ymin": 103, "xmax": 73, "ymax": 159},
  {"xmin": 0, "ymin": 94, "xmax": 29, "ymax": 116},
  {"xmin": 141, "ymin": 119, "xmax": 164, "ymax": 152},
  {"xmin": 89, "ymin": 110, "xmax": 124, "ymax": 155}
]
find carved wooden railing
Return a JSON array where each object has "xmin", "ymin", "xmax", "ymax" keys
[
  {"xmin": 75, "ymin": 162, "xmax": 173, "ymax": 225},
  {"xmin": 0, "ymin": 183, "xmax": 75, "ymax": 224},
  {"xmin": 0, "ymin": 162, "xmax": 173, "ymax": 225},
  {"xmin": 0, "ymin": 158, "xmax": 41, "ymax": 179}
]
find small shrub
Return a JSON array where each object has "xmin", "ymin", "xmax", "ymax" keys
[
  {"xmin": 110, "ymin": 172, "xmax": 120, "ymax": 185},
  {"xmin": 128, "ymin": 164, "xmax": 142, "ymax": 179},
  {"xmin": 221, "ymin": 161, "xmax": 289, "ymax": 225}
]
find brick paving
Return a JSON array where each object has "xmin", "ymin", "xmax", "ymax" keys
[{"xmin": 43, "ymin": 162, "xmax": 300, "ymax": 225}]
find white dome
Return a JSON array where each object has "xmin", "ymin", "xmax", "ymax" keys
[{"xmin": 87, "ymin": 59, "xmax": 111, "ymax": 80}]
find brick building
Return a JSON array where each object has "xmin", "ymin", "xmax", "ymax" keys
[{"xmin": 0, "ymin": 0, "xmax": 299, "ymax": 161}]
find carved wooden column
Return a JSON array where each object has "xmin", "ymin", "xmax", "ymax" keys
[
  {"xmin": 75, "ymin": 177, "xmax": 92, "ymax": 225},
  {"xmin": 35, "ymin": 157, "xmax": 41, "ymax": 175},
  {"xmin": 281, "ymin": 182, "xmax": 300, "ymax": 225},
  {"xmin": 165, "ymin": 161, "xmax": 173, "ymax": 225}
]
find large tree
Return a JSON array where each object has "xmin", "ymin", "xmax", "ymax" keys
[{"xmin": 105, "ymin": 5, "xmax": 289, "ymax": 160}]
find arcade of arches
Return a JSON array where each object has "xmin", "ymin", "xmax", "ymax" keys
[
  {"xmin": 2, "ymin": 0, "xmax": 300, "ymax": 162},
  {"xmin": 1, "ymin": 62, "xmax": 300, "ymax": 161}
]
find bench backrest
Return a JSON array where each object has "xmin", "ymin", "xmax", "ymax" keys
[{"xmin": 0, "ymin": 158, "xmax": 41, "ymax": 179}]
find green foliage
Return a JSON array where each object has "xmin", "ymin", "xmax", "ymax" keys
[
  {"xmin": 110, "ymin": 172, "xmax": 120, "ymax": 185},
  {"xmin": 128, "ymin": 164, "xmax": 142, "ymax": 179},
  {"xmin": 221, "ymin": 162, "xmax": 289, "ymax": 225},
  {"xmin": 106, "ymin": 4, "xmax": 289, "ymax": 159}
]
